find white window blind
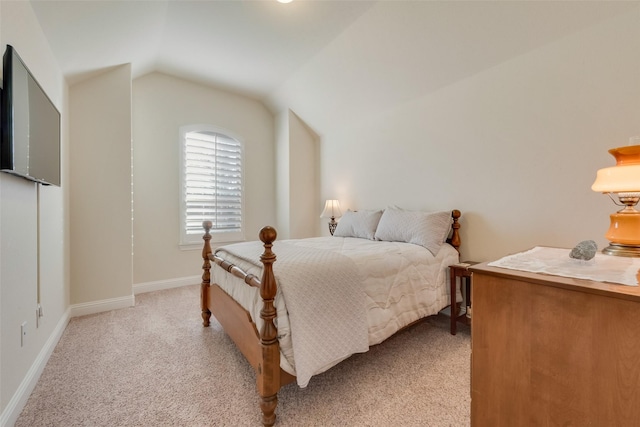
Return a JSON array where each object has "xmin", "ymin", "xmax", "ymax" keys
[{"xmin": 181, "ymin": 128, "xmax": 243, "ymax": 245}]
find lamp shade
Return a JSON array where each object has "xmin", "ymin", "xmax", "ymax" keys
[
  {"xmin": 592, "ymin": 145, "xmax": 640, "ymax": 193},
  {"xmin": 592, "ymin": 165, "xmax": 640, "ymax": 193},
  {"xmin": 320, "ymin": 200, "xmax": 342, "ymax": 219}
]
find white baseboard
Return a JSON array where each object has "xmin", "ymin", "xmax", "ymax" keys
[
  {"xmin": 133, "ymin": 275, "xmax": 200, "ymax": 295},
  {"xmin": 69, "ymin": 294, "xmax": 135, "ymax": 318},
  {"xmin": 0, "ymin": 308, "xmax": 71, "ymax": 427},
  {"xmin": 68, "ymin": 275, "xmax": 200, "ymax": 317}
]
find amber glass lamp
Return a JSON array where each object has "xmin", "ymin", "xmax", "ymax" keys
[{"xmin": 592, "ymin": 144, "xmax": 640, "ymax": 257}]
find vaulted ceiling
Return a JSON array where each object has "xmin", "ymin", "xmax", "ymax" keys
[
  {"xmin": 29, "ymin": 0, "xmax": 638, "ymax": 126},
  {"xmin": 30, "ymin": 0, "xmax": 375, "ymax": 99}
]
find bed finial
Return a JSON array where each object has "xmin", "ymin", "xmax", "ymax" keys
[{"xmin": 259, "ymin": 226, "xmax": 277, "ymax": 245}]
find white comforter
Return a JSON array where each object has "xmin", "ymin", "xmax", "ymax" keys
[{"xmin": 211, "ymin": 236, "xmax": 459, "ymax": 386}]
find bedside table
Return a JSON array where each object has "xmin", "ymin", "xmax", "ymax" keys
[{"xmin": 449, "ymin": 261, "xmax": 479, "ymax": 335}]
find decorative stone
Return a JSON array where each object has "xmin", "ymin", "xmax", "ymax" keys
[{"xmin": 569, "ymin": 240, "xmax": 598, "ymax": 261}]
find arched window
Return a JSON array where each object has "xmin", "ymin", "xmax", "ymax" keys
[{"xmin": 179, "ymin": 125, "xmax": 244, "ymax": 246}]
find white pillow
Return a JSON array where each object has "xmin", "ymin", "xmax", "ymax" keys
[
  {"xmin": 374, "ymin": 207, "xmax": 452, "ymax": 255},
  {"xmin": 333, "ymin": 209, "xmax": 383, "ymax": 240}
]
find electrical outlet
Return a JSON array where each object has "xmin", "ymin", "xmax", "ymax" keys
[{"xmin": 21, "ymin": 321, "xmax": 27, "ymax": 347}]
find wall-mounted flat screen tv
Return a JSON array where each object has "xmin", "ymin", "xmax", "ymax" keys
[{"xmin": 1, "ymin": 44, "xmax": 61, "ymax": 186}]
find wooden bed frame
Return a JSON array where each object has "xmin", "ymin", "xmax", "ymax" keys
[{"xmin": 200, "ymin": 209, "xmax": 461, "ymax": 426}]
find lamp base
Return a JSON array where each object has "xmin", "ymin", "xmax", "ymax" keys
[
  {"xmin": 604, "ymin": 211, "xmax": 640, "ymax": 256},
  {"xmin": 328, "ymin": 218, "xmax": 338, "ymax": 236},
  {"xmin": 602, "ymin": 243, "xmax": 640, "ymax": 257}
]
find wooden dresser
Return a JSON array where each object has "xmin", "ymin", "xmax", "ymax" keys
[{"xmin": 469, "ymin": 262, "xmax": 640, "ymax": 426}]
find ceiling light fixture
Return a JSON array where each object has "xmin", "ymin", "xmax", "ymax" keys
[{"xmin": 277, "ymin": 0, "xmax": 293, "ymax": 3}]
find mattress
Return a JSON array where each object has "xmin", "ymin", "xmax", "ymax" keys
[{"xmin": 210, "ymin": 236, "xmax": 460, "ymax": 380}]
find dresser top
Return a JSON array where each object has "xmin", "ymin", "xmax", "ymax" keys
[{"xmin": 471, "ymin": 261, "xmax": 640, "ymax": 302}]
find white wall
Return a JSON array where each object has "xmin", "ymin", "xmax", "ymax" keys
[
  {"xmin": 0, "ymin": 1, "xmax": 69, "ymax": 424},
  {"xmin": 69, "ymin": 65, "xmax": 133, "ymax": 305},
  {"xmin": 132, "ymin": 72, "xmax": 276, "ymax": 285},
  {"xmin": 274, "ymin": 110, "xmax": 320, "ymax": 240},
  {"xmin": 275, "ymin": 110, "xmax": 290, "ymax": 238},
  {"xmin": 269, "ymin": 2, "xmax": 640, "ymax": 261},
  {"xmin": 288, "ymin": 111, "xmax": 320, "ymax": 238}
]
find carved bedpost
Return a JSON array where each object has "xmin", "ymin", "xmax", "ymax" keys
[
  {"xmin": 201, "ymin": 221, "xmax": 213, "ymax": 327},
  {"xmin": 450, "ymin": 210, "xmax": 461, "ymax": 253},
  {"xmin": 257, "ymin": 226, "xmax": 280, "ymax": 427}
]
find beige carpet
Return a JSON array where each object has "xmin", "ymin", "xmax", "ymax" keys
[{"xmin": 16, "ymin": 285, "xmax": 471, "ymax": 426}]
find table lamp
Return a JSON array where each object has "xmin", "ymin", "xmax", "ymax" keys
[
  {"xmin": 320, "ymin": 200, "xmax": 342, "ymax": 235},
  {"xmin": 591, "ymin": 142, "xmax": 640, "ymax": 257}
]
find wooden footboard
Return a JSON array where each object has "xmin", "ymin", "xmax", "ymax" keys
[
  {"xmin": 201, "ymin": 210, "xmax": 461, "ymax": 426},
  {"xmin": 201, "ymin": 222, "xmax": 294, "ymax": 427}
]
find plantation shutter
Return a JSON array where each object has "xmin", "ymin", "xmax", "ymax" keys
[{"xmin": 183, "ymin": 130, "xmax": 243, "ymax": 240}]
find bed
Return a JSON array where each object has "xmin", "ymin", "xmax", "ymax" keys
[{"xmin": 200, "ymin": 208, "xmax": 462, "ymax": 426}]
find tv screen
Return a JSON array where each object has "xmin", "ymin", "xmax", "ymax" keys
[{"xmin": 1, "ymin": 44, "xmax": 61, "ymax": 186}]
